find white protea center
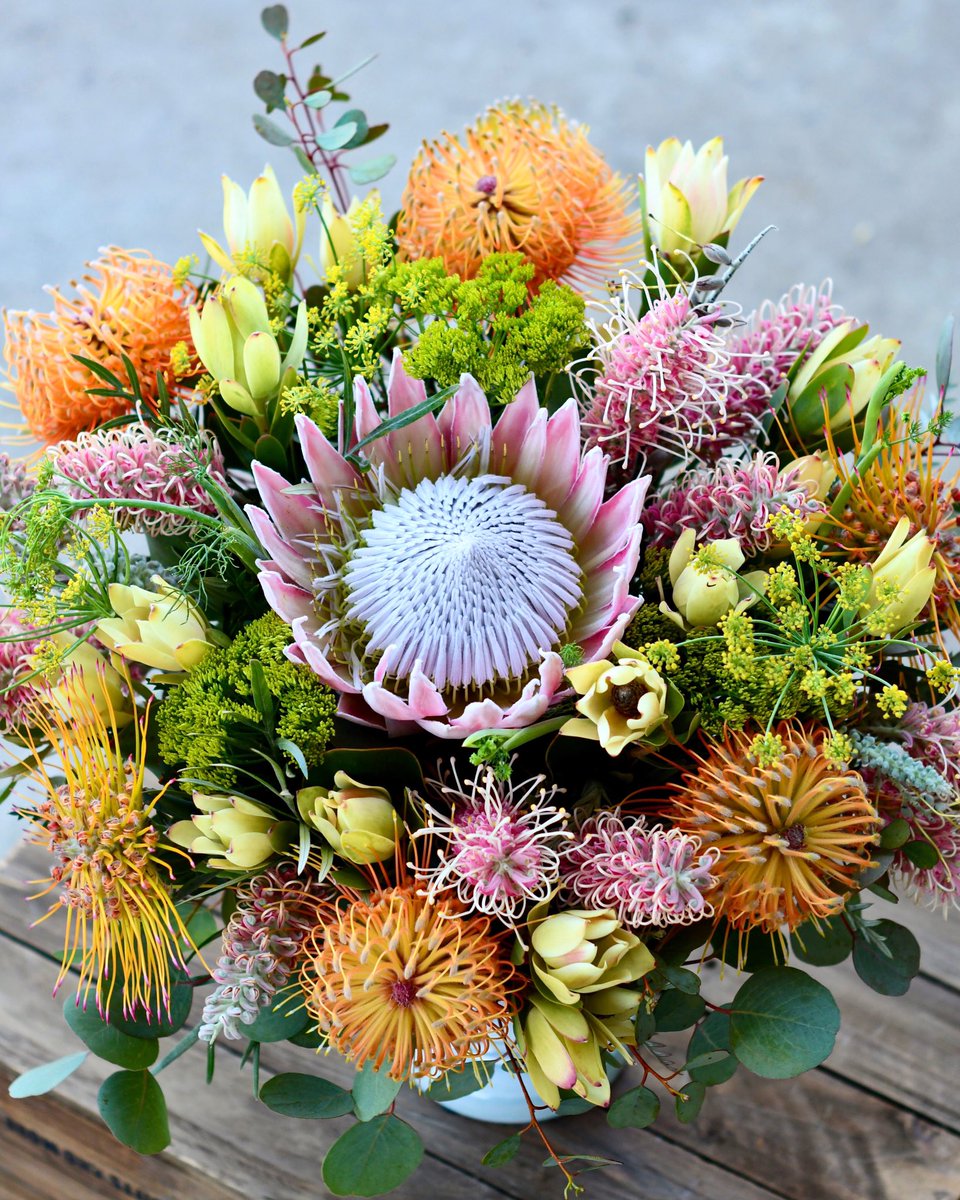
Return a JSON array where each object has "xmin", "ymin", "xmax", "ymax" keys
[
  {"xmin": 344, "ymin": 475, "xmax": 582, "ymax": 691},
  {"xmin": 247, "ymin": 355, "xmax": 647, "ymax": 738}
]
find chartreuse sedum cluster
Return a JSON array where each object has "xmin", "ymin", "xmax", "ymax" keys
[{"xmin": 3, "ymin": 9, "xmax": 960, "ymax": 1198}]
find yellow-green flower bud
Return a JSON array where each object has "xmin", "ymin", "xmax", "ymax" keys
[
  {"xmin": 199, "ymin": 164, "xmax": 305, "ymax": 283},
  {"xmin": 861, "ymin": 517, "xmax": 937, "ymax": 632},
  {"xmin": 96, "ymin": 576, "xmax": 219, "ymax": 674},
  {"xmin": 297, "ymin": 772, "xmax": 399, "ymax": 864},
  {"xmin": 562, "ymin": 647, "xmax": 671, "ymax": 757},
  {"xmin": 643, "ymin": 136, "xmax": 762, "ymax": 259},
  {"xmin": 188, "ymin": 277, "xmax": 307, "ymax": 422},
  {"xmin": 169, "ymin": 794, "xmax": 296, "ymax": 871}
]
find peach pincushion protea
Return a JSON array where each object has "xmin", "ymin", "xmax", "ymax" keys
[
  {"xmin": 396, "ymin": 101, "xmax": 639, "ymax": 294},
  {"xmin": 248, "ymin": 352, "xmax": 647, "ymax": 738},
  {"xmin": 3, "ymin": 247, "xmax": 194, "ymax": 445}
]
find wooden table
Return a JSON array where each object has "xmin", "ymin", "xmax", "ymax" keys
[{"xmin": 2, "ymin": 840, "xmax": 959, "ymax": 1200}]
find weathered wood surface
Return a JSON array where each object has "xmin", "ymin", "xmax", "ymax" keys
[{"xmin": 1, "ymin": 841, "xmax": 958, "ymax": 1200}]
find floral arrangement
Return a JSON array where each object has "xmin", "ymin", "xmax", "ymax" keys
[{"xmin": 2, "ymin": 8, "xmax": 957, "ymax": 1196}]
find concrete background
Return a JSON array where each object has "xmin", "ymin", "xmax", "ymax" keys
[
  {"xmin": 0, "ymin": 0, "xmax": 957, "ymax": 372},
  {"xmin": 0, "ymin": 0, "xmax": 957, "ymax": 852}
]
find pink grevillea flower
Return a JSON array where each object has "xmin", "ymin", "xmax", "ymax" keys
[
  {"xmin": 411, "ymin": 762, "xmax": 569, "ymax": 924},
  {"xmin": 642, "ymin": 451, "xmax": 825, "ymax": 556},
  {"xmin": 578, "ymin": 274, "xmax": 742, "ymax": 478},
  {"xmin": 0, "ymin": 611, "xmax": 42, "ymax": 734},
  {"xmin": 892, "ymin": 810, "xmax": 960, "ymax": 911},
  {"xmin": 726, "ymin": 281, "xmax": 843, "ymax": 422},
  {"xmin": 50, "ymin": 422, "xmax": 228, "ymax": 537},
  {"xmin": 199, "ymin": 863, "xmax": 322, "ymax": 1043},
  {"xmin": 896, "ymin": 701, "xmax": 960, "ymax": 791},
  {"xmin": 248, "ymin": 352, "xmax": 647, "ymax": 738},
  {"xmin": 560, "ymin": 809, "xmax": 719, "ymax": 927}
]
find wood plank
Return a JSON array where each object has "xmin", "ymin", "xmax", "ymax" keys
[
  {"xmin": 6, "ymin": 841, "xmax": 958, "ymax": 1200},
  {"xmin": 654, "ymin": 1060, "xmax": 960, "ymax": 1200},
  {"xmin": 0, "ymin": 1066, "xmax": 245, "ymax": 1200}
]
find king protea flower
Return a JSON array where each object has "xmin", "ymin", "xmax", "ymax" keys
[{"xmin": 248, "ymin": 353, "xmax": 647, "ymax": 738}]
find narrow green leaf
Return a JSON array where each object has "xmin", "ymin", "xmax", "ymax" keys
[
  {"xmin": 151, "ymin": 1027, "xmax": 201, "ymax": 1075},
  {"xmin": 98, "ymin": 1070, "xmax": 170, "ymax": 1155},
  {"xmin": 322, "ymin": 1115, "xmax": 424, "ymax": 1197},
  {"xmin": 249, "ymin": 659, "xmax": 275, "ymax": 727},
  {"xmin": 63, "ymin": 999, "xmax": 158, "ymax": 1069},
  {"xmin": 482, "ymin": 1132, "xmax": 522, "ymax": 1166},
  {"xmin": 253, "ymin": 113, "xmax": 294, "ymax": 147},
  {"xmin": 9, "ymin": 1052, "xmax": 88, "ymax": 1098},
  {"xmin": 277, "ymin": 736, "xmax": 309, "ymax": 778},
  {"xmin": 299, "ymin": 31, "xmax": 326, "ymax": 49},
  {"xmin": 352, "ymin": 1061, "xmax": 402, "ymax": 1121},
  {"xmin": 260, "ymin": 1072, "xmax": 354, "ymax": 1119},
  {"xmin": 346, "ymin": 384, "xmax": 456, "ymax": 465}
]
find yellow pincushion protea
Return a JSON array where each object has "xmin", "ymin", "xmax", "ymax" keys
[
  {"xmin": 3, "ymin": 248, "xmax": 195, "ymax": 445},
  {"xmin": 20, "ymin": 683, "xmax": 193, "ymax": 1018},
  {"xmin": 397, "ymin": 101, "xmax": 639, "ymax": 293},
  {"xmin": 668, "ymin": 723, "xmax": 878, "ymax": 938}
]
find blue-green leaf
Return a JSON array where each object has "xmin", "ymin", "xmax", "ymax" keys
[{"xmin": 9, "ymin": 1052, "xmax": 88, "ymax": 1098}]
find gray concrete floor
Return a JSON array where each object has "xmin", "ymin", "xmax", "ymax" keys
[{"xmin": 0, "ymin": 0, "xmax": 957, "ymax": 376}]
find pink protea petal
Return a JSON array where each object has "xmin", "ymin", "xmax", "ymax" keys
[
  {"xmin": 291, "ymin": 627, "xmax": 360, "ymax": 693},
  {"xmin": 512, "ymin": 407, "xmax": 548, "ymax": 491},
  {"xmin": 258, "ymin": 570, "xmax": 315, "ymax": 626},
  {"xmin": 491, "ymin": 376, "xmax": 539, "ymax": 475},
  {"xmin": 384, "ymin": 351, "xmax": 444, "ymax": 482},
  {"xmin": 250, "ymin": 462, "xmax": 322, "ymax": 540},
  {"xmin": 437, "ymin": 374, "xmax": 491, "ymax": 468},
  {"xmin": 558, "ymin": 446, "xmax": 606, "ymax": 541},
  {"xmin": 294, "ymin": 413, "xmax": 361, "ymax": 503},
  {"xmin": 247, "ymin": 506, "xmax": 315, "ymax": 590},
  {"xmin": 579, "ymin": 476, "xmax": 647, "ymax": 572},
  {"xmin": 578, "ymin": 602, "xmax": 639, "ymax": 663},
  {"xmin": 535, "ymin": 400, "xmax": 582, "ymax": 511}
]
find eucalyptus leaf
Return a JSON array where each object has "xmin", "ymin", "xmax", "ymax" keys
[
  {"xmin": 261, "ymin": 4, "xmax": 289, "ymax": 39},
  {"xmin": 315, "ymin": 122, "xmax": 359, "ymax": 151},
  {"xmin": 353, "ymin": 1061, "xmax": 403, "ymax": 1121},
  {"xmin": 8, "ymin": 1052, "xmax": 89, "ymax": 1098},
  {"xmin": 322, "ymin": 1115, "xmax": 424, "ymax": 1197},
  {"xmin": 98, "ymin": 1070, "xmax": 171, "ymax": 1155},
  {"xmin": 686, "ymin": 1014, "xmax": 738, "ymax": 1085},
  {"xmin": 244, "ymin": 990, "xmax": 311, "ymax": 1043},
  {"xmin": 253, "ymin": 113, "xmax": 294, "ymax": 147},
  {"xmin": 729, "ymin": 967, "xmax": 840, "ymax": 1078},
  {"xmin": 791, "ymin": 915, "xmax": 854, "ymax": 967},
  {"xmin": 305, "ymin": 89, "xmax": 333, "ymax": 109},
  {"xmin": 675, "ymin": 1080, "xmax": 707, "ymax": 1123},
  {"xmin": 653, "ymin": 988, "xmax": 705, "ymax": 1032},
  {"xmin": 853, "ymin": 920, "xmax": 920, "ymax": 996},
  {"xmin": 260, "ymin": 1072, "xmax": 354, "ymax": 1119},
  {"xmin": 606, "ymin": 1085, "xmax": 660, "ymax": 1129},
  {"xmin": 348, "ymin": 154, "xmax": 397, "ymax": 186},
  {"xmin": 63, "ymin": 999, "xmax": 158, "ymax": 1070},
  {"xmin": 482, "ymin": 1132, "xmax": 522, "ymax": 1166},
  {"xmin": 253, "ymin": 69, "xmax": 286, "ymax": 111}
]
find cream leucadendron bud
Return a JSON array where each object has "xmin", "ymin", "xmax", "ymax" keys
[
  {"xmin": 861, "ymin": 517, "xmax": 937, "ymax": 632},
  {"xmin": 188, "ymin": 276, "xmax": 307, "ymax": 422},
  {"xmin": 661, "ymin": 528, "xmax": 761, "ymax": 629},
  {"xmin": 96, "ymin": 576, "xmax": 219, "ymax": 674},
  {"xmin": 199, "ymin": 164, "xmax": 305, "ymax": 283},
  {"xmin": 297, "ymin": 772, "xmax": 399, "ymax": 864},
  {"xmin": 562, "ymin": 645, "xmax": 673, "ymax": 757},
  {"xmin": 34, "ymin": 634, "xmax": 133, "ymax": 727},
  {"xmin": 168, "ymin": 794, "xmax": 296, "ymax": 871},
  {"xmin": 643, "ymin": 136, "xmax": 762, "ymax": 259},
  {"xmin": 318, "ymin": 194, "xmax": 368, "ymax": 289}
]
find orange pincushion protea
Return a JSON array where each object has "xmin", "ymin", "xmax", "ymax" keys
[
  {"xmin": 667, "ymin": 725, "xmax": 878, "ymax": 936},
  {"xmin": 823, "ymin": 393, "xmax": 960, "ymax": 642},
  {"xmin": 3, "ymin": 247, "xmax": 195, "ymax": 445},
  {"xmin": 304, "ymin": 884, "xmax": 521, "ymax": 1081},
  {"xmin": 396, "ymin": 101, "xmax": 639, "ymax": 293}
]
